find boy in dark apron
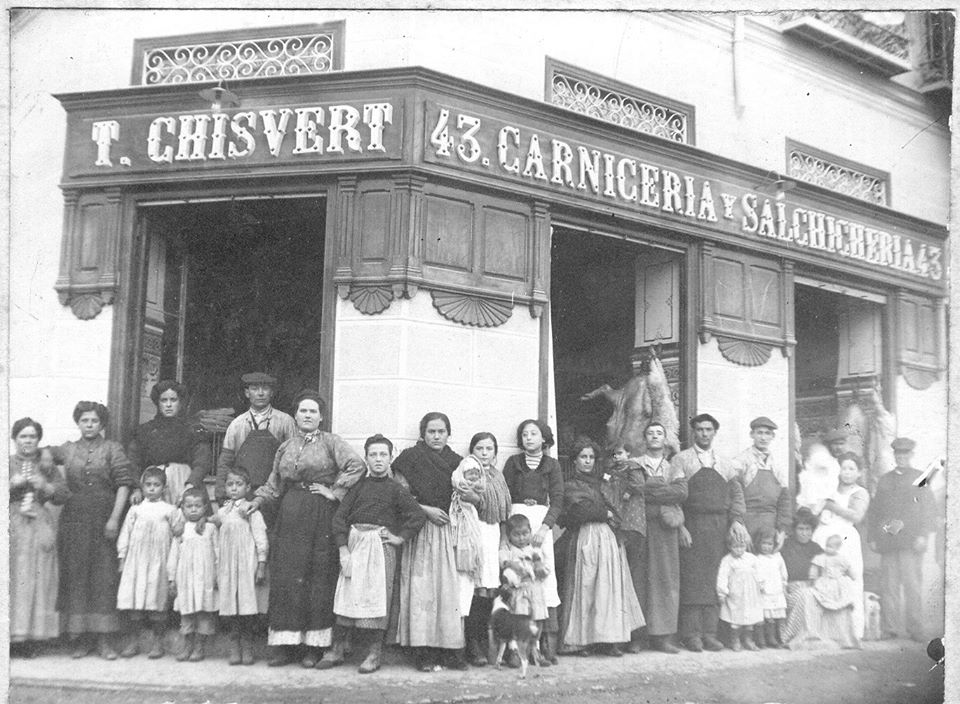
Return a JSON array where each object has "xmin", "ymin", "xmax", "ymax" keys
[{"xmin": 215, "ymin": 372, "xmax": 297, "ymax": 529}]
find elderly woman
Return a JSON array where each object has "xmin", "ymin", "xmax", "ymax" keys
[
  {"xmin": 127, "ymin": 380, "xmax": 212, "ymax": 506},
  {"xmin": 251, "ymin": 390, "xmax": 365, "ymax": 668},
  {"xmin": 392, "ymin": 412, "xmax": 466, "ymax": 672},
  {"xmin": 9, "ymin": 417, "xmax": 69, "ymax": 656},
  {"xmin": 555, "ymin": 437, "xmax": 644, "ymax": 655},
  {"xmin": 54, "ymin": 401, "xmax": 135, "ymax": 659}
]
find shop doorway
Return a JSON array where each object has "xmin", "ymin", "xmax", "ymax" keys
[
  {"xmin": 136, "ymin": 197, "xmax": 327, "ymax": 423},
  {"xmin": 550, "ymin": 227, "xmax": 684, "ymax": 463},
  {"xmin": 794, "ymin": 282, "xmax": 887, "ymax": 444}
]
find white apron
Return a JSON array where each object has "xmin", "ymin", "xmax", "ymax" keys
[{"xmin": 334, "ymin": 524, "xmax": 387, "ymax": 619}]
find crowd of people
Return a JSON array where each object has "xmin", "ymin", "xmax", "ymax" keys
[{"xmin": 9, "ymin": 372, "xmax": 937, "ymax": 673}]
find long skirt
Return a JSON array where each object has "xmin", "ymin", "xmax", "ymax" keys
[
  {"xmin": 477, "ymin": 521, "xmax": 502, "ymax": 590},
  {"xmin": 10, "ymin": 503, "xmax": 60, "ymax": 641},
  {"xmin": 560, "ymin": 523, "xmax": 645, "ymax": 647},
  {"xmin": 643, "ymin": 517, "xmax": 681, "ymax": 636},
  {"xmin": 267, "ymin": 488, "xmax": 338, "ymax": 647},
  {"xmin": 813, "ymin": 520, "xmax": 865, "ymax": 638},
  {"xmin": 58, "ymin": 488, "xmax": 120, "ymax": 634},
  {"xmin": 510, "ymin": 503, "xmax": 560, "ymax": 608},
  {"xmin": 334, "ymin": 524, "xmax": 398, "ymax": 630},
  {"xmin": 783, "ymin": 583, "xmax": 859, "ymax": 649},
  {"xmin": 397, "ymin": 521, "xmax": 464, "ymax": 649}
]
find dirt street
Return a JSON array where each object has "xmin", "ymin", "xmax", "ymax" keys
[{"xmin": 9, "ymin": 639, "xmax": 946, "ymax": 704}]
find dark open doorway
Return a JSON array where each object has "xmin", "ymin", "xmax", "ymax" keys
[
  {"xmin": 137, "ymin": 197, "xmax": 326, "ymax": 420},
  {"xmin": 550, "ymin": 227, "xmax": 684, "ymax": 462}
]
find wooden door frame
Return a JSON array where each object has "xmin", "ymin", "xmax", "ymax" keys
[{"xmin": 107, "ymin": 182, "xmax": 334, "ymax": 444}]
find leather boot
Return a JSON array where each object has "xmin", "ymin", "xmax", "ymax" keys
[
  {"xmin": 240, "ymin": 630, "xmax": 255, "ymax": 665},
  {"xmin": 742, "ymin": 630, "xmax": 758, "ymax": 651},
  {"xmin": 97, "ymin": 633, "xmax": 119, "ymax": 661},
  {"xmin": 315, "ymin": 636, "xmax": 345, "ymax": 669},
  {"xmin": 228, "ymin": 630, "xmax": 243, "ymax": 666},
  {"xmin": 177, "ymin": 633, "xmax": 194, "ymax": 662},
  {"xmin": 542, "ymin": 632, "xmax": 559, "ymax": 665},
  {"xmin": 147, "ymin": 625, "xmax": 164, "ymax": 659},
  {"xmin": 768, "ymin": 620, "xmax": 785, "ymax": 649},
  {"xmin": 119, "ymin": 630, "xmax": 140, "ymax": 658},
  {"xmin": 189, "ymin": 634, "xmax": 206, "ymax": 662},
  {"xmin": 359, "ymin": 633, "xmax": 383, "ymax": 674},
  {"xmin": 70, "ymin": 634, "xmax": 93, "ymax": 659},
  {"xmin": 754, "ymin": 624, "xmax": 767, "ymax": 649}
]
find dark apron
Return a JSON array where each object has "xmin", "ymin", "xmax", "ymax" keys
[
  {"xmin": 743, "ymin": 468, "xmax": 782, "ymax": 540},
  {"xmin": 679, "ymin": 464, "xmax": 728, "ymax": 605},
  {"xmin": 236, "ymin": 414, "xmax": 281, "ymax": 529}
]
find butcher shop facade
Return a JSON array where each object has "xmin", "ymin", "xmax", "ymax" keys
[{"xmin": 54, "ymin": 60, "xmax": 947, "ymax": 478}]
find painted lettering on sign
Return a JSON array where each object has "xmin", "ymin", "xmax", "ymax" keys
[
  {"xmin": 90, "ymin": 102, "xmax": 395, "ymax": 168},
  {"xmin": 423, "ymin": 105, "xmax": 942, "ymax": 282}
]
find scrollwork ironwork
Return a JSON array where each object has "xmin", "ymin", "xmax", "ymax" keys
[
  {"xmin": 550, "ymin": 72, "xmax": 688, "ymax": 144},
  {"xmin": 142, "ymin": 33, "xmax": 335, "ymax": 85},
  {"xmin": 787, "ymin": 148, "xmax": 888, "ymax": 206}
]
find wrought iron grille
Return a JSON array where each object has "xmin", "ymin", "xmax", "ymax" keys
[
  {"xmin": 141, "ymin": 32, "xmax": 337, "ymax": 85},
  {"xmin": 787, "ymin": 147, "xmax": 888, "ymax": 206},
  {"xmin": 549, "ymin": 69, "xmax": 690, "ymax": 144},
  {"xmin": 779, "ymin": 11, "xmax": 909, "ymax": 60}
]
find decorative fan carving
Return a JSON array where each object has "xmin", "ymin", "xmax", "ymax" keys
[
  {"xmin": 348, "ymin": 285, "xmax": 394, "ymax": 315},
  {"xmin": 430, "ymin": 291, "xmax": 513, "ymax": 327},
  {"xmin": 69, "ymin": 294, "xmax": 107, "ymax": 320},
  {"xmin": 716, "ymin": 336, "xmax": 772, "ymax": 367},
  {"xmin": 901, "ymin": 366, "xmax": 939, "ymax": 391}
]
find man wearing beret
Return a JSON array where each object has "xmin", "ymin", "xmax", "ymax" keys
[
  {"xmin": 733, "ymin": 417, "xmax": 793, "ymax": 550},
  {"xmin": 867, "ymin": 437, "xmax": 936, "ymax": 642},
  {"xmin": 215, "ymin": 372, "xmax": 296, "ymax": 504},
  {"xmin": 672, "ymin": 413, "xmax": 748, "ymax": 653}
]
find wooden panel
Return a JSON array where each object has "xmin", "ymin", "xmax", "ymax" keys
[
  {"xmin": 357, "ymin": 189, "xmax": 391, "ymax": 262},
  {"xmin": 635, "ymin": 256, "xmax": 680, "ymax": 346},
  {"xmin": 749, "ymin": 265, "xmax": 781, "ymax": 326},
  {"xmin": 79, "ymin": 203, "xmax": 102, "ymax": 269},
  {"xmin": 900, "ymin": 297, "xmax": 919, "ymax": 355},
  {"xmin": 144, "ymin": 235, "xmax": 166, "ymax": 327},
  {"xmin": 839, "ymin": 301, "xmax": 881, "ymax": 377},
  {"xmin": 482, "ymin": 207, "xmax": 526, "ymax": 280},
  {"xmin": 423, "ymin": 193, "xmax": 473, "ymax": 272},
  {"xmin": 919, "ymin": 301, "xmax": 937, "ymax": 366},
  {"xmin": 714, "ymin": 257, "xmax": 746, "ymax": 320}
]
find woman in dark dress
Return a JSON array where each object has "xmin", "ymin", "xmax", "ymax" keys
[
  {"xmin": 251, "ymin": 390, "xmax": 366, "ymax": 668},
  {"xmin": 127, "ymin": 380, "xmax": 211, "ymax": 506},
  {"xmin": 55, "ymin": 401, "xmax": 135, "ymax": 659},
  {"xmin": 392, "ymin": 412, "xmax": 467, "ymax": 671}
]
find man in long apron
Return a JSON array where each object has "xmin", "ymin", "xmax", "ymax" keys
[
  {"xmin": 672, "ymin": 414, "xmax": 747, "ymax": 652},
  {"xmin": 215, "ymin": 372, "xmax": 297, "ymax": 525},
  {"xmin": 733, "ymin": 417, "xmax": 793, "ymax": 550}
]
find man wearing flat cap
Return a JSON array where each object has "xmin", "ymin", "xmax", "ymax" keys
[
  {"xmin": 215, "ymin": 372, "xmax": 296, "ymax": 504},
  {"xmin": 733, "ymin": 417, "xmax": 793, "ymax": 551},
  {"xmin": 671, "ymin": 413, "xmax": 747, "ymax": 652},
  {"xmin": 867, "ymin": 437, "xmax": 936, "ymax": 641}
]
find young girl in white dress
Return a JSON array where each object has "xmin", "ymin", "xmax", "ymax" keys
[
  {"xmin": 117, "ymin": 467, "xmax": 182, "ymax": 659},
  {"xmin": 716, "ymin": 532, "xmax": 762, "ymax": 651},
  {"xmin": 217, "ymin": 468, "xmax": 268, "ymax": 666},
  {"xmin": 167, "ymin": 487, "xmax": 218, "ymax": 662},
  {"xmin": 754, "ymin": 528, "xmax": 788, "ymax": 648}
]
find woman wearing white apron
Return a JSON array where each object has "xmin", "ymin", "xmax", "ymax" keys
[
  {"xmin": 501, "ymin": 419, "xmax": 564, "ymax": 663},
  {"xmin": 813, "ymin": 452, "xmax": 869, "ymax": 638}
]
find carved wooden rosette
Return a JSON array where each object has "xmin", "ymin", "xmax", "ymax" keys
[
  {"xmin": 56, "ymin": 189, "xmax": 123, "ymax": 319},
  {"xmin": 698, "ymin": 242, "xmax": 795, "ymax": 366},
  {"xmin": 334, "ymin": 174, "xmax": 547, "ymax": 328}
]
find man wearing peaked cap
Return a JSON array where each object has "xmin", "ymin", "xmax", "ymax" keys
[
  {"xmin": 734, "ymin": 416, "xmax": 792, "ymax": 552},
  {"xmin": 215, "ymin": 371, "xmax": 296, "ymax": 504},
  {"xmin": 749, "ymin": 416, "xmax": 777, "ymax": 431},
  {"xmin": 823, "ymin": 429, "xmax": 848, "ymax": 459},
  {"xmin": 869, "ymin": 435, "xmax": 934, "ymax": 642}
]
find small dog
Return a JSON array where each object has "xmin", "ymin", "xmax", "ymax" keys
[{"xmin": 488, "ymin": 586, "xmax": 542, "ymax": 679}]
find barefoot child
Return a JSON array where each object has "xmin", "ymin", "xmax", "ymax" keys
[
  {"xmin": 117, "ymin": 467, "xmax": 182, "ymax": 658},
  {"xmin": 167, "ymin": 487, "xmax": 219, "ymax": 661},
  {"xmin": 716, "ymin": 532, "xmax": 762, "ymax": 651},
  {"xmin": 218, "ymin": 469, "xmax": 268, "ymax": 665},
  {"xmin": 330, "ymin": 434, "xmax": 426, "ymax": 673}
]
